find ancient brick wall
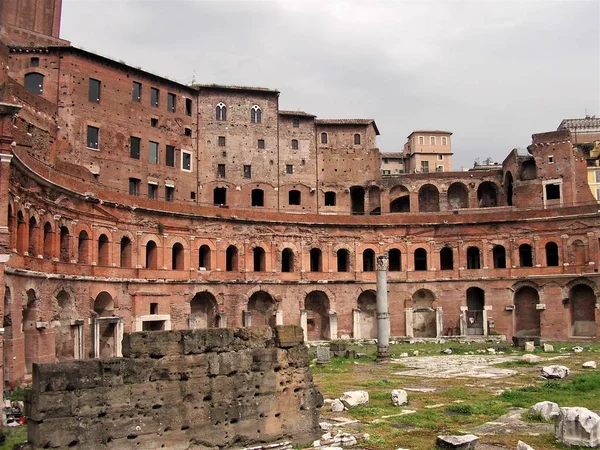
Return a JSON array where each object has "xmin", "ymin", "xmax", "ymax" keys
[{"xmin": 25, "ymin": 325, "xmax": 322, "ymax": 449}]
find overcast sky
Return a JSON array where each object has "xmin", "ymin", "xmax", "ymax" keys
[{"xmin": 61, "ymin": 0, "xmax": 600, "ymax": 169}]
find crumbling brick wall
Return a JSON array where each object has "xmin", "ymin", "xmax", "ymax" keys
[{"xmin": 25, "ymin": 325, "xmax": 323, "ymax": 450}]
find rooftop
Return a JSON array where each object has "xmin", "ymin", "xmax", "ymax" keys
[
  {"xmin": 407, "ymin": 130, "xmax": 453, "ymax": 138},
  {"xmin": 192, "ymin": 83, "xmax": 280, "ymax": 94},
  {"xmin": 558, "ymin": 117, "xmax": 600, "ymax": 131},
  {"xmin": 315, "ymin": 119, "xmax": 380, "ymax": 135},
  {"xmin": 381, "ymin": 152, "xmax": 404, "ymax": 159},
  {"xmin": 279, "ymin": 110, "xmax": 316, "ymax": 118}
]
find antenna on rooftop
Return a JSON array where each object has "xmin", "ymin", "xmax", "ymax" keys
[{"xmin": 191, "ymin": 69, "xmax": 197, "ymax": 85}]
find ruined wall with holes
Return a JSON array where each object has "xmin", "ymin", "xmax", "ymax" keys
[{"xmin": 24, "ymin": 325, "xmax": 322, "ymax": 450}]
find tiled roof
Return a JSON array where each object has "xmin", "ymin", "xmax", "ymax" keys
[
  {"xmin": 380, "ymin": 152, "xmax": 405, "ymax": 159},
  {"xmin": 316, "ymin": 119, "xmax": 380, "ymax": 135},
  {"xmin": 558, "ymin": 117, "xmax": 600, "ymax": 130},
  {"xmin": 279, "ymin": 110, "xmax": 316, "ymax": 118},
  {"xmin": 407, "ymin": 130, "xmax": 452, "ymax": 137},
  {"xmin": 192, "ymin": 84, "xmax": 280, "ymax": 94}
]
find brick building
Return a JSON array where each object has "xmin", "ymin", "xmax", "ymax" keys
[{"xmin": 0, "ymin": 1, "xmax": 599, "ymax": 388}]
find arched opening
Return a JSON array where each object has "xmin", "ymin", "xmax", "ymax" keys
[
  {"xmin": 493, "ymin": 245, "xmax": 506, "ymax": 269},
  {"xmin": 43, "ymin": 222, "xmax": 53, "ymax": 258},
  {"xmin": 414, "ymin": 248, "xmax": 428, "ymax": 271},
  {"xmin": 412, "ymin": 289, "xmax": 436, "ymax": 338},
  {"xmin": 288, "ymin": 190, "xmax": 301, "ymax": 206},
  {"xmin": 418, "ymin": 184, "xmax": 440, "ymax": 212},
  {"xmin": 16, "ymin": 211, "xmax": 26, "ymax": 253},
  {"xmin": 520, "ymin": 159, "xmax": 537, "ymax": 181},
  {"xmin": 253, "ymin": 246, "xmax": 265, "ymax": 272},
  {"xmin": 199, "ymin": 245, "xmax": 211, "ymax": 270},
  {"xmin": 569, "ymin": 284, "xmax": 596, "ymax": 337},
  {"xmin": 172, "ymin": 243, "xmax": 184, "ymax": 270},
  {"xmin": 363, "ymin": 249, "xmax": 375, "ymax": 272},
  {"xmin": 466, "ymin": 287, "xmax": 485, "ymax": 335},
  {"xmin": 94, "ymin": 291, "xmax": 114, "ymax": 317},
  {"xmin": 98, "ymin": 234, "xmax": 109, "ymax": 266},
  {"xmin": 514, "ymin": 286, "xmax": 540, "ymax": 336},
  {"xmin": 93, "ymin": 292, "xmax": 117, "ymax": 358},
  {"xmin": 310, "ymin": 248, "xmax": 322, "ymax": 272},
  {"xmin": 350, "ymin": 186, "xmax": 365, "ymax": 215},
  {"xmin": 213, "ymin": 187, "xmax": 227, "ymax": 206},
  {"xmin": 337, "ymin": 249, "xmax": 349, "ymax": 272},
  {"xmin": 320, "ymin": 132, "xmax": 328, "ymax": 144},
  {"xmin": 7, "ymin": 206, "xmax": 13, "ymax": 249},
  {"xmin": 54, "ymin": 290, "xmax": 76, "ymax": 361},
  {"xmin": 519, "ymin": 244, "xmax": 533, "ymax": 267},
  {"xmin": 190, "ymin": 292, "xmax": 218, "ymax": 329},
  {"xmin": 390, "ymin": 185, "xmax": 410, "ymax": 213},
  {"xmin": 545, "ymin": 242, "xmax": 559, "ymax": 267},
  {"xmin": 368, "ymin": 186, "xmax": 381, "ymax": 215},
  {"xmin": 251, "ymin": 189, "xmax": 264, "ymax": 207},
  {"xmin": 440, "ymin": 247, "xmax": 453, "ymax": 270},
  {"xmin": 23, "ymin": 289, "xmax": 38, "ymax": 373},
  {"xmin": 281, "ymin": 248, "xmax": 294, "ymax": 272},
  {"xmin": 505, "ymin": 172, "xmax": 514, "ymax": 206},
  {"xmin": 357, "ymin": 290, "xmax": 377, "ymax": 339},
  {"xmin": 305, "ymin": 291, "xmax": 330, "ymax": 340},
  {"xmin": 324, "ymin": 191, "xmax": 336, "ymax": 207},
  {"xmin": 466, "ymin": 246, "xmax": 481, "ymax": 269},
  {"xmin": 226, "ymin": 245, "xmax": 238, "ymax": 271},
  {"xmin": 120, "ymin": 237, "xmax": 132, "ymax": 268},
  {"xmin": 388, "ymin": 249, "xmax": 401, "ymax": 271},
  {"xmin": 78, "ymin": 230, "xmax": 89, "ymax": 264},
  {"xmin": 354, "ymin": 133, "xmax": 361, "ymax": 145},
  {"xmin": 248, "ymin": 291, "xmax": 277, "ymax": 327},
  {"xmin": 145, "ymin": 240, "xmax": 158, "ymax": 269},
  {"xmin": 28, "ymin": 217, "xmax": 39, "ymax": 256},
  {"xmin": 447, "ymin": 182, "xmax": 469, "ymax": 209},
  {"xmin": 59, "ymin": 227, "xmax": 70, "ymax": 263},
  {"xmin": 477, "ymin": 182, "xmax": 498, "ymax": 207},
  {"xmin": 572, "ymin": 240, "xmax": 586, "ymax": 267},
  {"xmin": 24, "ymin": 72, "xmax": 44, "ymax": 95}
]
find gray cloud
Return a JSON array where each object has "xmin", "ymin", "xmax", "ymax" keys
[{"xmin": 62, "ymin": 0, "xmax": 600, "ymax": 168}]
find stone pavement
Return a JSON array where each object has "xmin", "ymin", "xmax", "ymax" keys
[{"xmin": 391, "ymin": 355, "xmax": 520, "ymax": 379}]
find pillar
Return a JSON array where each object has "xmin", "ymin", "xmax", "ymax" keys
[
  {"xmin": 328, "ymin": 311, "xmax": 337, "ymax": 340},
  {"xmin": 242, "ymin": 311, "xmax": 252, "ymax": 327},
  {"xmin": 300, "ymin": 310, "xmax": 308, "ymax": 342},
  {"xmin": 405, "ymin": 308, "xmax": 413, "ymax": 338},
  {"xmin": 436, "ymin": 307, "xmax": 444, "ymax": 338},
  {"xmin": 376, "ymin": 254, "xmax": 390, "ymax": 359},
  {"xmin": 352, "ymin": 308, "xmax": 361, "ymax": 339}
]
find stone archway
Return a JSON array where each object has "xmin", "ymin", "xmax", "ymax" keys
[
  {"xmin": 92, "ymin": 292, "xmax": 121, "ymax": 359},
  {"xmin": 466, "ymin": 287, "xmax": 485, "ymax": 335},
  {"xmin": 305, "ymin": 291, "xmax": 330, "ymax": 341},
  {"xmin": 412, "ymin": 289, "xmax": 436, "ymax": 337},
  {"xmin": 356, "ymin": 290, "xmax": 377, "ymax": 339},
  {"xmin": 54, "ymin": 290, "xmax": 78, "ymax": 361},
  {"xmin": 22, "ymin": 289, "xmax": 39, "ymax": 373},
  {"xmin": 190, "ymin": 292, "xmax": 218, "ymax": 329},
  {"xmin": 247, "ymin": 291, "xmax": 277, "ymax": 327},
  {"xmin": 569, "ymin": 284, "xmax": 596, "ymax": 337},
  {"xmin": 514, "ymin": 286, "xmax": 541, "ymax": 337}
]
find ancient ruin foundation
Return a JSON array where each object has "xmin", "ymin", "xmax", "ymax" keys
[{"xmin": 24, "ymin": 325, "xmax": 322, "ymax": 449}]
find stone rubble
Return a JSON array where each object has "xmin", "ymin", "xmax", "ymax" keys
[
  {"xmin": 528, "ymin": 401, "xmax": 560, "ymax": 422},
  {"xmin": 310, "ymin": 430, "xmax": 370, "ymax": 448},
  {"xmin": 330, "ymin": 399, "xmax": 345, "ymax": 412},
  {"xmin": 556, "ymin": 407, "xmax": 600, "ymax": 447},
  {"xmin": 572, "ymin": 346, "xmax": 585, "ymax": 353},
  {"xmin": 541, "ymin": 365, "xmax": 570, "ymax": 379},
  {"xmin": 391, "ymin": 389, "xmax": 408, "ymax": 406},
  {"xmin": 339, "ymin": 391, "xmax": 369, "ymax": 408},
  {"xmin": 521, "ymin": 354, "xmax": 541, "ymax": 364},
  {"xmin": 516, "ymin": 441, "xmax": 534, "ymax": 450},
  {"xmin": 524, "ymin": 342, "xmax": 536, "ymax": 352},
  {"xmin": 436, "ymin": 434, "xmax": 480, "ymax": 449},
  {"xmin": 583, "ymin": 361, "xmax": 597, "ymax": 369},
  {"xmin": 442, "ymin": 348, "xmax": 453, "ymax": 354},
  {"xmin": 542, "ymin": 343, "xmax": 554, "ymax": 352}
]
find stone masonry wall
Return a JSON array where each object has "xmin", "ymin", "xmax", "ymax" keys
[{"xmin": 25, "ymin": 325, "xmax": 323, "ymax": 450}]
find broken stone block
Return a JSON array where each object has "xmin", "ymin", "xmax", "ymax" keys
[
  {"xmin": 340, "ymin": 390, "xmax": 369, "ymax": 408},
  {"xmin": 486, "ymin": 348, "xmax": 496, "ymax": 354},
  {"xmin": 521, "ymin": 354, "xmax": 541, "ymax": 364},
  {"xmin": 274, "ymin": 325, "xmax": 305, "ymax": 348},
  {"xmin": 330, "ymin": 399, "xmax": 344, "ymax": 412},
  {"xmin": 556, "ymin": 407, "xmax": 600, "ymax": 447},
  {"xmin": 442, "ymin": 348, "xmax": 453, "ymax": 354},
  {"xmin": 583, "ymin": 361, "xmax": 597, "ymax": 369},
  {"xmin": 572, "ymin": 346, "xmax": 584, "ymax": 353},
  {"xmin": 524, "ymin": 341, "xmax": 535, "ymax": 352},
  {"xmin": 436, "ymin": 434, "xmax": 479, "ymax": 449},
  {"xmin": 541, "ymin": 365, "xmax": 570, "ymax": 379},
  {"xmin": 391, "ymin": 389, "xmax": 408, "ymax": 406},
  {"xmin": 399, "ymin": 352, "xmax": 409, "ymax": 357},
  {"xmin": 529, "ymin": 401, "xmax": 560, "ymax": 422},
  {"xmin": 517, "ymin": 441, "xmax": 534, "ymax": 450},
  {"xmin": 316, "ymin": 346, "xmax": 331, "ymax": 364},
  {"xmin": 543, "ymin": 343, "xmax": 554, "ymax": 352},
  {"xmin": 413, "ymin": 350, "xmax": 419, "ymax": 356}
]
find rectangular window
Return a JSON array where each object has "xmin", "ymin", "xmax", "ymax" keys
[
  {"xmin": 438, "ymin": 154, "xmax": 444, "ymax": 161},
  {"xmin": 419, "ymin": 136, "xmax": 424, "ymax": 145},
  {"xmin": 181, "ymin": 150, "xmax": 192, "ymax": 171},
  {"xmin": 217, "ymin": 164, "xmax": 226, "ymax": 178},
  {"xmin": 149, "ymin": 141, "xmax": 159, "ymax": 164},
  {"xmin": 421, "ymin": 161, "xmax": 429, "ymax": 173},
  {"xmin": 436, "ymin": 165, "xmax": 444, "ymax": 172},
  {"xmin": 383, "ymin": 158, "xmax": 389, "ymax": 164},
  {"xmin": 545, "ymin": 183, "xmax": 561, "ymax": 200},
  {"xmin": 218, "ymin": 136, "xmax": 226, "ymax": 146},
  {"xmin": 293, "ymin": 118, "xmax": 300, "ymax": 128},
  {"xmin": 191, "ymin": 191, "xmax": 196, "ymax": 200},
  {"xmin": 166, "ymin": 145, "xmax": 175, "ymax": 167},
  {"xmin": 430, "ymin": 136, "xmax": 436, "ymax": 145},
  {"xmin": 132, "ymin": 81, "xmax": 142, "ymax": 102},
  {"xmin": 130, "ymin": 136, "xmax": 141, "ymax": 159},
  {"xmin": 167, "ymin": 93, "xmax": 176, "ymax": 112},
  {"xmin": 184, "ymin": 127, "xmax": 192, "ymax": 137},
  {"xmin": 596, "ymin": 188, "xmax": 600, "ymax": 200},
  {"xmin": 258, "ymin": 139, "xmax": 265, "ymax": 149},
  {"xmin": 89, "ymin": 78, "xmax": 101, "ymax": 103},
  {"xmin": 286, "ymin": 164, "xmax": 294, "ymax": 174},
  {"xmin": 87, "ymin": 125, "xmax": 99, "ymax": 149},
  {"xmin": 129, "ymin": 178, "xmax": 140, "ymax": 196},
  {"xmin": 148, "ymin": 183, "xmax": 158, "ymax": 200},
  {"xmin": 165, "ymin": 186, "xmax": 175, "ymax": 202},
  {"xmin": 30, "ymin": 57, "xmax": 39, "ymax": 67},
  {"xmin": 383, "ymin": 170, "xmax": 391, "ymax": 175},
  {"xmin": 150, "ymin": 87, "xmax": 159, "ymax": 107},
  {"xmin": 595, "ymin": 170, "xmax": 600, "ymax": 183},
  {"xmin": 291, "ymin": 139, "xmax": 299, "ymax": 150},
  {"xmin": 442, "ymin": 136, "xmax": 447, "ymax": 146},
  {"xmin": 243, "ymin": 165, "xmax": 251, "ymax": 179},
  {"xmin": 151, "ymin": 118, "xmax": 158, "ymax": 127},
  {"xmin": 548, "ymin": 155, "xmax": 554, "ymax": 164},
  {"xmin": 185, "ymin": 98, "xmax": 192, "ymax": 116}
]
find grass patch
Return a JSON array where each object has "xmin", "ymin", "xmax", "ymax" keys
[
  {"xmin": 360, "ymin": 379, "xmax": 394, "ymax": 388},
  {"xmin": 0, "ymin": 427, "xmax": 27, "ymax": 450},
  {"xmin": 496, "ymin": 360, "xmax": 540, "ymax": 367}
]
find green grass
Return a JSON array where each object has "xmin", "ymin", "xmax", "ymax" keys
[{"xmin": 0, "ymin": 427, "xmax": 27, "ymax": 450}]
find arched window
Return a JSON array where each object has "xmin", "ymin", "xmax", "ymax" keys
[
  {"xmin": 251, "ymin": 189, "xmax": 264, "ymax": 207},
  {"xmin": 282, "ymin": 248, "xmax": 294, "ymax": 272},
  {"xmin": 199, "ymin": 245, "xmax": 211, "ymax": 270},
  {"xmin": 418, "ymin": 184, "xmax": 440, "ymax": 212},
  {"xmin": 289, "ymin": 190, "xmax": 301, "ymax": 205},
  {"xmin": 28, "ymin": 217, "xmax": 39, "ymax": 256},
  {"xmin": 519, "ymin": 244, "xmax": 533, "ymax": 267},
  {"xmin": 120, "ymin": 237, "xmax": 132, "ymax": 268},
  {"xmin": 363, "ymin": 249, "xmax": 375, "ymax": 272},
  {"xmin": 16, "ymin": 211, "xmax": 26, "ymax": 254},
  {"xmin": 310, "ymin": 248, "xmax": 322, "ymax": 272},
  {"xmin": 492, "ymin": 245, "xmax": 506, "ymax": 269},
  {"xmin": 43, "ymin": 222, "xmax": 53, "ymax": 258},
  {"xmin": 388, "ymin": 248, "xmax": 401, "ymax": 271},
  {"xmin": 545, "ymin": 241, "xmax": 559, "ymax": 267},
  {"xmin": 291, "ymin": 139, "xmax": 299, "ymax": 150},
  {"xmin": 440, "ymin": 247, "xmax": 453, "ymax": 270},
  {"xmin": 253, "ymin": 246, "xmax": 265, "ymax": 272},
  {"xmin": 250, "ymin": 105, "xmax": 262, "ymax": 123},
  {"xmin": 466, "ymin": 246, "xmax": 481, "ymax": 269},
  {"xmin": 215, "ymin": 102, "xmax": 227, "ymax": 121},
  {"xmin": 172, "ymin": 243, "xmax": 184, "ymax": 270},
  {"xmin": 146, "ymin": 240, "xmax": 158, "ymax": 269},
  {"xmin": 226, "ymin": 245, "xmax": 238, "ymax": 271},
  {"xmin": 320, "ymin": 132, "xmax": 328, "ymax": 144},
  {"xmin": 98, "ymin": 234, "xmax": 109, "ymax": 266},
  {"xmin": 354, "ymin": 133, "xmax": 361, "ymax": 145},
  {"xmin": 59, "ymin": 227, "xmax": 70, "ymax": 263},
  {"xmin": 78, "ymin": 230, "xmax": 89, "ymax": 264},
  {"xmin": 337, "ymin": 249, "xmax": 349, "ymax": 272},
  {"xmin": 24, "ymin": 73, "xmax": 44, "ymax": 95},
  {"xmin": 414, "ymin": 248, "xmax": 428, "ymax": 271}
]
